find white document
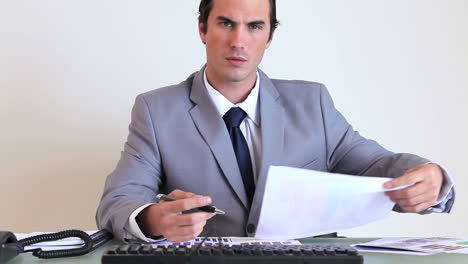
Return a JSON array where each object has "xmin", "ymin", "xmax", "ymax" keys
[
  {"xmin": 255, "ymin": 166, "xmax": 407, "ymax": 240},
  {"xmin": 353, "ymin": 237, "xmax": 468, "ymax": 255},
  {"xmin": 351, "ymin": 246, "xmax": 435, "ymax": 256},
  {"xmin": 151, "ymin": 237, "xmax": 301, "ymax": 248}
]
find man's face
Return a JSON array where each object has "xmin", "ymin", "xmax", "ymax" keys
[{"xmin": 199, "ymin": 0, "xmax": 272, "ymax": 88}]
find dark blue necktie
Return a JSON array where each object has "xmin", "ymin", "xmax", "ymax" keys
[{"xmin": 223, "ymin": 107, "xmax": 255, "ymax": 204}]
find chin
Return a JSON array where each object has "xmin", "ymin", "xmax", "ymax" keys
[
  {"xmin": 227, "ymin": 75, "xmax": 246, "ymax": 83},
  {"xmin": 224, "ymin": 70, "xmax": 251, "ymax": 83}
]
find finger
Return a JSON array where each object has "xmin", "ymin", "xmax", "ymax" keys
[
  {"xmin": 207, "ymin": 212, "xmax": 216, "ymax": 220},
  {"xmin": 385, "ymin": 181, "xmax": 430, "ymax": 200},
  {"xmin": 165, "ymin": 222, "xmax": 206, "ymax": 242},
  {"xmin": 393, "ymin": 191, "xmax": 436, "ymax": 207},
  {"xmin": 174, "ymin": 212, "xmax": 214, "ymax": 226},
  {"xmin": 399, "ymin": 201, "xmax": 433, "ymax": 213},
  {"xmin": 177, "ymin": 221, "xmax": 206, "ymax": 234},
  {"xmin": 383, "ymin": 170, "xmax": 425, "ymax": 189},
  {"xmin": 159, "ymin": 190, "xmax": 195, "ymax": 205},
  {"xmin": 162, "ymin": 195, "xmax": 212, "ymax": 214},
  {"xmin": 168, "ymin": 189, "xmax": 196, "ymax": 199}
]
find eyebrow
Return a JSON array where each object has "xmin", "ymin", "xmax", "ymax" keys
[
  {"xmin": 216, "ymin": 16, "xmax": 235, "ymax": 24},
  {"xmin": 216, "ymin": 16, "xmax": 266, "ymax": 26}
]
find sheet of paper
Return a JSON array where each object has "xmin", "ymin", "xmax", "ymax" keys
[
  {"xmin": 353, "ymin": 237, "xmax": 468, "ymax": 255},
  {"xmin": 351, "ymin": 246, "xmax": 435, "ymax": 256},
  {"xmin": 255, "ymin": 166, "xmax": 405, "ymax": 240},
  {"xmin": 150, "ymin": 237, "xmax": 301, "ymax": 247}
]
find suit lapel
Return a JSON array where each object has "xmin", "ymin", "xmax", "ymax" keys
[
  {"xmin": 188, "ymin": 68, "xmax": 249, "ymax": 209},
  {"xmin": 251, "ymin": 70, "xmax": 285, "ymax": 216}
]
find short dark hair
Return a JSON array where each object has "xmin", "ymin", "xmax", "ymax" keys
[{"xmin": 198, "ymin": 0, "xmax": 279, "ymax": 41}]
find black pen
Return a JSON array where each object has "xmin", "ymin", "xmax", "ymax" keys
[{"xmin": 156, "ymin": 194, "xmax": 225, "ymax": 214}]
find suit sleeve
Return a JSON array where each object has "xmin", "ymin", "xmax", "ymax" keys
[
  {"xmin": 317, "ymin": 84, "xmax": 457, "ymax": 214},
  {"xmin": 96, "ymin": 94, "xmax": 163, "ymax": 241},
  {"xmin": 319, "ymin": 84, "xmax": 429, "ymax": 178}
]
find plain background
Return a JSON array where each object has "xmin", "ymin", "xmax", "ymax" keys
[{"xmin": 1, "ymin": 0, "xmax": 466, "ymax": 237}]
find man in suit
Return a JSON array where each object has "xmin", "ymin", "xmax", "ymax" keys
[{"xmin": 96, "ymin": 0, "xmax": 454, "ymax": 242}]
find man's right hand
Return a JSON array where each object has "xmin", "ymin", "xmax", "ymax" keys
[{"xmin": 136, "ymin": 189, "xmax": 216, "ymax": 242}]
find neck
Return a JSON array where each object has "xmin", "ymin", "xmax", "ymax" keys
[{"xmin": 205, "ymin": 69, "xmax": 257, "ymax": 104}]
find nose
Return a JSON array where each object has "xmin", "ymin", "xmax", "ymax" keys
[{"xmin": 229, "ymin": 26, "xmax": 246, "ymax": 50}]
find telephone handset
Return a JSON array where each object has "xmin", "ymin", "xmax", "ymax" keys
[{"xmin": 0, "ymin": 229, "xmax": 112, "ymax": 263}]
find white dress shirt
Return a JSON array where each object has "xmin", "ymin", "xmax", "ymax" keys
[{"xmin": 203, "ymin": 70, "xmax": 262, "ymax": 181}]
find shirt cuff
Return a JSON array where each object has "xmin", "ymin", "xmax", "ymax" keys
[
  {"xmin": 124, "ymin": 203, "xmax": 166, "ymax": 243},
  {"xmin": 427, "ymin": 162, "xmax": 455, "ymax": 213}
]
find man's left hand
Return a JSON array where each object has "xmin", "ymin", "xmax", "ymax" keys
[{"xmin": 384, "ymin": 163, "xmax": 443, "ymax": 213}]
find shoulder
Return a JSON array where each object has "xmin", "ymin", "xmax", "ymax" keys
[
  {"xmin": 271, "ymin": 78, "xmax": 323, "ymax": 88},
  {"xmin": 269, "ymin": 78, "xmax": 327, "ymax": 100},
  {"xmin": 135, "ymin": 72, "xmax": 197, "ymax": 109}
]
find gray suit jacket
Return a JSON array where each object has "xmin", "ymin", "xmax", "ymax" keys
[{"xmin": 96, "ymin": 67, "xmax": 431, "ymax": 241}]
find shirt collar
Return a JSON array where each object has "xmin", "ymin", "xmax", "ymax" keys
[{"xmin": 203, "ymin": 69, "xmax": 260, "ymax": 126}]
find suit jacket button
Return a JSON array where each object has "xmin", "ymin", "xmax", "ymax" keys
[{"xmin": 247, "ymin": 224, "xmax": 256, "ymax": 234}]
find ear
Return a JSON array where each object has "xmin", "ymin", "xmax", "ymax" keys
[{"xmin": 199, "ymin": 22, "xmax": 207, "ymax": 44}]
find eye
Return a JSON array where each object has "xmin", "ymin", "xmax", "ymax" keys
[
  {"xmin": 249, "ymin": 24, "xmax": 262, "ymax": 30},
  {"xmin": 221, "ymin": 21, "xmax": 232, "ymax": 28}
]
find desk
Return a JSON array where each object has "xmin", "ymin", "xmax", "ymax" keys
[{"xmin": 9, "ymin": 238, "xmax": 467, "ymax": 264}]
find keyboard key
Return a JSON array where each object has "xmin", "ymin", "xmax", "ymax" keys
[
  {"xmin": 166, "ymin": 248, "xmax": 176, "ymax": 255},
  {"xmin": 200, "ymin": 248, "xmax": 211, "ymax": 256},
  {"xmin": 140, "ymin": 245, "xmax": 152, "ymax": 254},
  {"xmin": 222, "ymin": 248, "xmax": 234, "ymax": 256},
  {"xmin": 154, "ymin": 248, "xmax": 164, "ymax": 256},
  {"xmin": 128, "ymin": 245, "xmax": 139, "ymax": 254},
  {"xmin": 116, "ymin": 245, "xmax": 129, "ymax": 254}
]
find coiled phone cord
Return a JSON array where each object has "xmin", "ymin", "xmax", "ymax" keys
[{"xmin": 17, "ymin": 229, "xmax": 111, "ymax": 259}]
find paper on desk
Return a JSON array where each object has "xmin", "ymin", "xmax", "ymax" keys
[
  {"xmin": 255, "ymin": 166, "xmax": 408, "ymax": 240},
  {"xmin": 353, "ymin": 237, "xmax": 468, "ymax": 255},
  {"xmin": 150, "ymin": 237, "xmax": 301, "ymax": 247},
  {"xmin": 351, "ymin": 245, "xmax": 435, "ymax": 256}
]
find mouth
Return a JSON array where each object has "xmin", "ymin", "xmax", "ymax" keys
[{"xmin": 226, "ymin": 56, "xmax": 247, "ymax": 66}]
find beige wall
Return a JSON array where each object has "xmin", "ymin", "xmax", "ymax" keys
[{"xmin": 1, "ymin": 0, "xmax": 467, "ymax": 236}]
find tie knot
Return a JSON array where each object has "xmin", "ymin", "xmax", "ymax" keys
[{"xmin": 223, "ymin": 107, "xmax": 247, "ymax": 128}]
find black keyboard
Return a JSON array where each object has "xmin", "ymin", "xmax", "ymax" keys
[{"xmin": 102, "ymin": 244, "xmax": 363, "ymax": 264}]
